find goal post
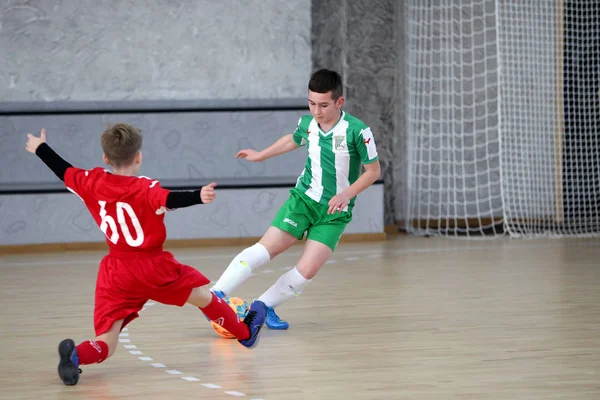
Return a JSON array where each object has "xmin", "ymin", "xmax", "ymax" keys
[{"xmin": 405, "ymin": 0, "xmax": 600, "ymax": 237}]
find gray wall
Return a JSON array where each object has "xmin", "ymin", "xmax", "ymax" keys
[
  {"xmin": 312, "ymin": 0, "xmax": 403, "ymax": 226},
  {"xmin": 0, "ymin": 0, "xmax": 323, "ymax": 246},
  {"xmin": 0, "ymin": 107, "xmax": 386, "ymax": 245},
  {"xmin": 1, "ymin": 111, "xmax": 307, "ymax": 185},
  {"xmin": 1, "ymin": 0, "xmax": 575, "ymax": 242},
  {"xmin": 0, "ymin": 108, "xmax": 314, "ymax": 245},
  {"xmin": 0, "ymin": 0, "xmax": 310, "ymax": 101},
  {"xmin": 0, "ymin": 185, "xmax": 384, "ymax": 245},
  {"xmin": 1, "ymin": 0, "xmax": 402, "ymax": 249}
]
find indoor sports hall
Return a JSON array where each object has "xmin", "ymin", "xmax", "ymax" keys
[{"xmin": 1, "ymin": 1, "xmax": 599, "ymax": 399}]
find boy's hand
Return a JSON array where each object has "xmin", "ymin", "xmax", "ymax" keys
[
  {"xmin": 25, "ymin": 128, "xmax": 47, "ymax": 154},
  {"xmin": 201, "ymin": 182, "xmax": 217, "ymax": 204},
  {"xmin": 328, "ymin": 192, "xmax": 351, "ymax": 214},
  {"xmin": 235, "ymin": 149, "xmax": 264, "ymax": 162}
]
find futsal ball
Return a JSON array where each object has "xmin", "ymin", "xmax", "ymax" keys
[{"xmin": 210, "ymin": 296, "xmax": 249, "ymax": 339}]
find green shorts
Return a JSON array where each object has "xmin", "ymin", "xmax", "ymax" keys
[{"xmin": 271, "ymin": 189, "xmax": 352, "ymax": 251}]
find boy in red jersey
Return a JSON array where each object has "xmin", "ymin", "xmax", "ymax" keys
[{"xmin": 25, "ymin": 124, "xmax": 266, "ymax": 386}]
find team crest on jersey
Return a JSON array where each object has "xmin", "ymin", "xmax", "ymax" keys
[{"xmin": 333, "ymin": 135, "xmax": 347, "ymax": 151}]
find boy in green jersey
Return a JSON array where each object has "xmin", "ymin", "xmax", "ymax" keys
[{"xmin": 212, "ymin": 69, "xmax": 381, "ymax": 329}]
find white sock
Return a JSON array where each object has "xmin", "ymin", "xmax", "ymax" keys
[
  {"xmin": 258, "ymin": 267, "xmax": 311, "ymax": 308},
  {"xmin": 212, "ymin": 243, "xmax": 271, "ymax": 295}
]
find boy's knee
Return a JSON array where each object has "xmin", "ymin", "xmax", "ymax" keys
[
  {"xmin": 296, "ymin": 263, "xmax": 319, "ymax": 280},
  {"xmin": 191, "ymin": 286, "xmax": 211, "ymax": 298},
  {"xmin": 260, "ymin": 227, "xmax": 296, "ymax": 257},
  {"xmin": 187, "ymin": 286, "xmax": 213, "ymax": 307}
]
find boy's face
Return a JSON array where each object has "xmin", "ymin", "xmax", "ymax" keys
[{"xmin": 308, "ymin": 90, "xmax": 344, "ymax": 127}]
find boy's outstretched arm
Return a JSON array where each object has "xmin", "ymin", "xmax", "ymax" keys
[
  {"xmin": 165, "ymin": 182, "xmax": 217, "ymax": 209},
  {"xmin": 236, "ymin": 133, "xmax": 299, "ymax": 162},
  {"xmin": 25, "ymin": 128, "xmax": 73, "ymax": 182}
]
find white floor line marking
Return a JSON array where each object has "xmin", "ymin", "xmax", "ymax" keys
[
  {"xmin": 202, "ymin": 383, "xmax": 221, "ymax": 389},
  {"xmin": 119, "ymin": 338, "xmax": 131, "ymax": 343},
  {"xmin": 119, "ymin": 332, "xmax": 129, "ymax": 337},
  {"xmin": 146, "ymin": 302, "xmax": 156, "ymax": 306},
  {"xmin": 124, "ymin": 345, "xmax": 137, "ymax": 349},
  {"xmin": 325, "ymin": 260, "xmax": 337, "ymax": 264},
  {"xmin": 124, "ymin": 315, "xmax": 261, "ymax": 396},
  {"xmin": 345, "ymin": 257, "xmax": 359, "ymax": 261},
  {"xmin": 166, "ymin": 370, "xmax": 182, "ymax": 375},
  {"xmin": 122, "ymin": 327, "xmax": 128, "ymax": 332}
]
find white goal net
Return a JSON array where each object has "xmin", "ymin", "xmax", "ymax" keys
[{"xmin": 405, "ymin": 0, "xmax": 600, "ymax": 237}]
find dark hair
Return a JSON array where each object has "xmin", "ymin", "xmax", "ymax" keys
[
  {"xmin": 308, "ymin": 69, "xmax": 343, "ymax": 100},
  {"xmin": 101, "ymin": 123, "xmax": 143, "ymax": 167}
]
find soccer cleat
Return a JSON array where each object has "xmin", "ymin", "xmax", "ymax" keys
[
  {"xmin": 57, "ymin": 339, "xmax": 81, "ymax": 386},
  {"xmin": 265, "ymin": 306, "xmax": 289, "ymax": 330},
  {"xmin": 238, "ymin": 300, "xmax": 267, "ymax": 349}
]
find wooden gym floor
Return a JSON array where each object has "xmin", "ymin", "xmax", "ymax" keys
[{"xmin": 0, "ymin": 235, "xmax": 599, "ymax": 399}]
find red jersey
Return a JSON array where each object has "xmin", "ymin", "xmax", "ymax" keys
[{"xmin": 64, "ymin": 167, "xmax": 170, "ymax": 252}]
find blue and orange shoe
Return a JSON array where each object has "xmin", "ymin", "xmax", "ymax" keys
[
  {"xmin": 265, "ymin": 306, "xmax": 289, "ymax": 330},
  {"xmin": 57, "ymin": 339, "xmax": 81, "ymax": 386},
  {"xmin": 238, "ymin": 300, "xmax": 267, "ymax": 349}
]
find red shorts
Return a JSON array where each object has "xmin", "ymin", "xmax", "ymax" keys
[{"xmin": 94, "ymin": 250, "xmax": 210, "ymax": 336}]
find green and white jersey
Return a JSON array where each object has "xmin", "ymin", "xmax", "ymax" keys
[{"xmin": 292, "ymin": 111, "xmax": 378, "ymax": 211}]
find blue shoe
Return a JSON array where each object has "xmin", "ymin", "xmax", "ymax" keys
[
  {"xmin": 266, "ymin": 306, "xmax": 289, "ymax": 330},
  {"xmin": 239, "ymin": 300, "xmax": 267, "ymax": 349},
  {"xmin": 58, "ymin": 339, "xmax": 80, "ymax": 386}
]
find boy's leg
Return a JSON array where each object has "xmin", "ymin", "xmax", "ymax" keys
[
  {"xmin": 187, "ymin": 286, "xmax": 250, "ymax": 339},
  {"xmin": 258, "ymin": 239, "xmax": 331, "ymax": 309},
  {"xmin": 211, "ymin": 228, "xmax": 299, "ymax": 296},
  {"xmin": 143, "ymin": 253, "xmax": 266, "ymax": 347},
  {"xmin": 94, "ymin": 318, "xmax": 125, "ymax": 359},
  {"xmin": 212, "ymin": 191, "xmax": 313, "ymax": 297},
  {"xmin": 57, "ymin": 319, "xmax": 124, "ymax": 386},
  {"xmin": 187, "ymin": 286, "xmax": 267, "ymax": 348},
  {"xmin": 257, "ymin": 214, "xmax": 348, "ymax": 329}
]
